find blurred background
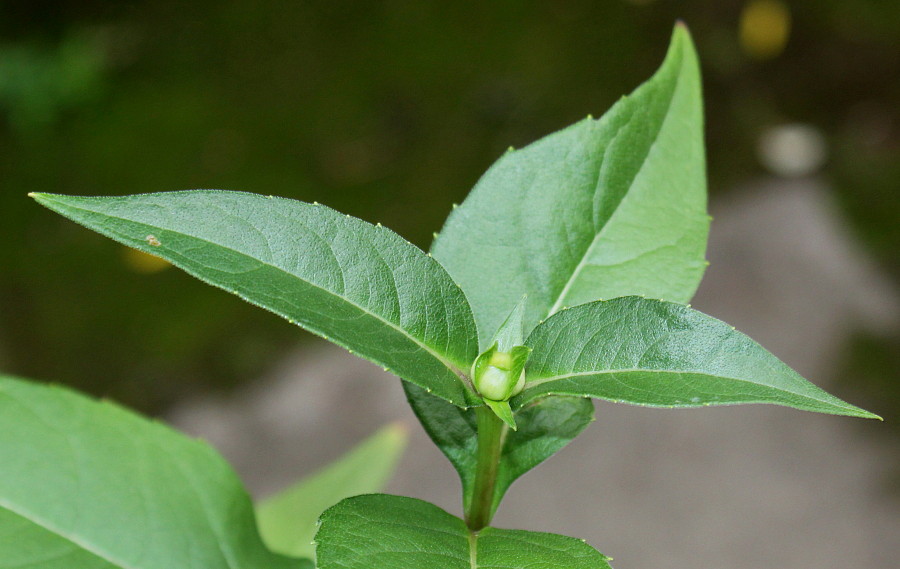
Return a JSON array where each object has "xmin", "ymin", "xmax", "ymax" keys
[{"xmin": 1, "ymin": 1, "xmax": 898, "ymax": 568}]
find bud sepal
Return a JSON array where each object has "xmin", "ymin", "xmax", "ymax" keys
[{"xmin": 484, "ymin": 398, "xmax": 517, "ymax": 430}]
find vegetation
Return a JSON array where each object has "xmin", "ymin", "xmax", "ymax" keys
[{"xmin": 2, "ymin": 25, "xmax": 877, "ymax": 568}]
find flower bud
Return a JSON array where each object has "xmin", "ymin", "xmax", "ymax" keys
[{"xmin": 471, "ymin": 343, "xmax": 530, "ymax": 402}]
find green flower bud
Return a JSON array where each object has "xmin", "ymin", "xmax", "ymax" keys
[
  {"xmin": 471, "ymin": 343, "xmax": 530, "ymax": 402},
  {"xmin": 475, "ymin": 364, "xmax": 522, "ymax": 401}
]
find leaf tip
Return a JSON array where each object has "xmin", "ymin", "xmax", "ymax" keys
[
  {"xmin": 673, "ymin": 20, "xmax": 694, "ymax": 42},
  {"xmin": 28, "ymin": 192, "xmax": 56, "ymax": 205},
  {"xmin": 854, "ymin": 408, "xmax": 883, "ymax": 421}
]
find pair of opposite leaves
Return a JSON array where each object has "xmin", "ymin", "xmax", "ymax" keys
[
  {"xmin": 24, "ymin": 24, "xmax": 876, "ymax": 569},
  {"xmin": 30, "ymin": 26, "xmax": 874, "ymax": 423}
]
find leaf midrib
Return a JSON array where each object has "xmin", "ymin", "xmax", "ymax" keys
[
  {"xmin": 0, "ymin": 499, "xmax": 131, "ymax": 569},
  {"xmin": 545, "ymin": 57, "xmax": 685, "ymax": 319},
  {"xmin": 44, "ymin": 196, "xmax": 471, "ymax": 386},
  {"xmin": 523, "ymin": 368, "xmax": 856, "ymax": 411}
]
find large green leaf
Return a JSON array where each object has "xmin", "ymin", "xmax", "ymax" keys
[
  {"xmin": 404, "ymin": 382, "xmax": 594, "ymax": 517},
  {"xmin": 256, "ymin": 422, "xmax": 407, "ymax": 559},
  {"xmin": 31, "ymin": 190, "xmax": 480, "ymax": 407},
  {"xmin": 432, "ymin": 24, "xmax": 709, "ymax": 347},
  {"xmin": 315, "ymin": 494, "xmax": 611, "ymax": 569},
  {"xmin": 0, "ymin": 374, "xmax": 312, "ymax": 569},
  {"xmin": 516, "ymin": 297, "xmax": 880, "ymax": 419}
]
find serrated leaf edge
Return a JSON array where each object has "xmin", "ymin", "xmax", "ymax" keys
[{"xmin": 31, "ymin": 191, "xmax": 479, "ymax": 404}]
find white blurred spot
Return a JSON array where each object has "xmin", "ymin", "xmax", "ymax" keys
[{"xmin": 757, "ymin": 123, "xmax": 827, "ymax": 177}]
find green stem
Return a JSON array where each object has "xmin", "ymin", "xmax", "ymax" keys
[{"xmin": 465, "ymin": 405, "xmax": 507, "ymax": 531}]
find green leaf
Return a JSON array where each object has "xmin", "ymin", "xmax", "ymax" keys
[
  {"xmin": 484, "ymin": 399, "xmax": 517, "ymax": 430},
  {"xmin": 492, "ymin": 295, "xmax": 527, "ymax": 350},
  {"xmin": 432, "ymin": 24, "xmax": 709, "ymax": 346},
  {"xmin": 31, "ymin": 190, "xmax": 480, "ymax": 407},
  {"xmin": 256, "ymin": 422, "xmax": 408, "ymax": 559},
  {"xmin": 0, "ymin": 374, "xmax": 311, "ymax": 569},
  {"xmin": 404, "ymin": 382, "xmax": 594, "ymax": 517},
  {"xmin": 517, "ymin": 296, "xmax": 881, "ymax": 419},
  {"xmin": 315, "ymin": 494, "xmax": 611, "ymax": 569}
]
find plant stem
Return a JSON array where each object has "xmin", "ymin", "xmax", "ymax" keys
[{"xmin": 465, "ymin": 405, "xmax": 507, "ymax": 531}]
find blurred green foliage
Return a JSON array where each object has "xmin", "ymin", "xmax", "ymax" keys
[
  {"xmin": 0, "ymin": 31, "xmax": 104, "ymax": 135},
  {"xmin": 1, "ymin": 0, "xmax": 897, "ymax": 413}
]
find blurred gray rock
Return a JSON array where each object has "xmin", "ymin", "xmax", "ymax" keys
[{"xmin": 169, "ymin": 179, "xmax": 899, "ymax": 569}]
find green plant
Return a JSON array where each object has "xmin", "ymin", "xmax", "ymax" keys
[{"xmin": 4, "ymin": 24, "xmax": 877, "ymax": 568}]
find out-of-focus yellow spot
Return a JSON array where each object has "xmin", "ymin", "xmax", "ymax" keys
[
  {"xmin": 739, "ymin": 0, "xmax": 791, "ymax": 60},
  {"xmin": 122, "ymin": 246, "xmax": 170, "ymax": 274}
]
